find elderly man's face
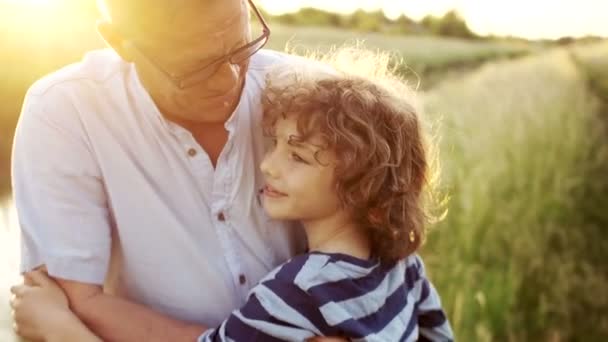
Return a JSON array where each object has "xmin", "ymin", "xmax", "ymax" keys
[{"xmin": 108, "ymin": 0, "xmax": 255, "ymax": 123}]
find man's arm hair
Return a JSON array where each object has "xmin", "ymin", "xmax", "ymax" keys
[{"xmin": 47, "ymin": 276, "xmax": 207, "ymax": 342}]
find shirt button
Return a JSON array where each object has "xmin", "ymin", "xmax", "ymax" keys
[
  {"xmin": 187, "ymin": 148, "xmax": 197, "ymax": 157},
  {"xmin": 239, "ymin": 274, "xmax": 247, "ymax": 285},
  {"xmin": 217, "ymin": 212, "xmax": 226, "ymax": 221}
]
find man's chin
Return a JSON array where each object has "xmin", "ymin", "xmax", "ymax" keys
[{"xmin": 172, "ymin": 104, "xmax": 235, "ymax": 124}]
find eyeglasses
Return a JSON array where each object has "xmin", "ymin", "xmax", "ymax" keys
[{"xmin": 125, "ymin": 0, "xmax": 270, "ymax": 89}]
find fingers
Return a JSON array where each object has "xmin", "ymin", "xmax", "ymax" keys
[
  {"xmin": 27, "ymin": 269, "xmax": 54, "ymax": 287},
  {"xmin": 12, "ymin": 318, "xmax": 33, "ymax": 340},
  {"xmin": 9, "ymin": 293, "xmax": 19, "ymax": 309},
  {"xmin": 10, "ymin": 297, "xmax": 23, "ymax": 334},
  {"xmin": 9, "ymin": 286, "xmax": 41, "ymax": 340},
  {"xmin": 10, "ymin": 284, "xmax": 29, "ymax": 297},
  {"xmin": 23, "ymin": 265, "xmax": 48, "ymax": 286},
  {"xmin": 10, "ymin": 292, "xmax": 34, "ymax": 339}
]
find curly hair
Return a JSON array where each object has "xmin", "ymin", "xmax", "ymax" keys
[{"xmin": 262, "ymin": 48, "xmax": 436, "ymax": 264}]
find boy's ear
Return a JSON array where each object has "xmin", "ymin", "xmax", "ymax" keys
[{"xmin": 96, "ymin": 21, "xmax": 134, "ymax": 62}]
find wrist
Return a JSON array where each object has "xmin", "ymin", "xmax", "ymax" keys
[{"xmin": 46, "ymin": 312, "xmax": 99, "ymax": 342}]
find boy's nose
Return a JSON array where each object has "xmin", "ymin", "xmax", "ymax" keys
[{"xmin": 260, "ymin": 153, "xmax": 279, "ymax": 179}]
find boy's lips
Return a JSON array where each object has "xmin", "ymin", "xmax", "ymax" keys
[{"xmin": 263, "ymin": 184, "xmax": 287, "ymax": 198}]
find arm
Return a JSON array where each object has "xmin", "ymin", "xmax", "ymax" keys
[
  {"xmin": 48, "ymin": 322, "xmax": 103, "ymax": 342},
  {"xmin": 11, "ymin": 88, "xmax": 206, "ymax": 342},
  {"xmin": 199, "ymin": 278, "xmax": 322, "ymax": 342},
  {"xmin": 416, "ymin": 279, "xmax": 454, "ymax": 342},
  {"xmin": 55, "ymin": 278, "xmax": 206, "ymax": 342},
  {"xmin": 414, "ymin": 257, "xmax": 454, "ymax": 342},
  {"xmin": 10, "ymin": 270, "xmax": 101, "ymax": 342},
  {"xmin": 12, "ymin": 269, "xmax": 206, "ymax": 342}
]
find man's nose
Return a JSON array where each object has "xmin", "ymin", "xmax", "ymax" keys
[{"xmin": 207, "ymin": 61, "xmax": 241, "ymax": 91}]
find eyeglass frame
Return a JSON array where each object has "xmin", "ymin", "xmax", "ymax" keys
[{"xmin": 124, "ymin": 0, "xmax": 270, "ymax": 89}]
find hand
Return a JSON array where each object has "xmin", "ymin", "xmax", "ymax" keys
[{"xmin": 9, "ymin": 268, "xmax": 80, "ymax": 341}]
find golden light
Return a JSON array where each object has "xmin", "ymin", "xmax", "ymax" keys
[
  {"xmin": 0, "ymin": 0, "xmax": 100, "ymax": 51},
  {"xmin": 1, "ymin": 0, "xmax": 57, "ymax": 6}
]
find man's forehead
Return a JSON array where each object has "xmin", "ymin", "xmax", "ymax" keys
[
  {"xmin": 157, "ymin": 0, "xmax": 244, "ymax": 24},
  {"xmin": 115, "ymin": 0, "xmax": 247, "ymax": 42}
]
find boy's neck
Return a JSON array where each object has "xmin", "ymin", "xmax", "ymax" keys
[{"xmin": 303, "ymin": 214, "xmax": 371, "ymax": 261}]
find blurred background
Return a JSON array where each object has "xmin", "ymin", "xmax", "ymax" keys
[{"xmin": 1, "ymin": 0, "xmax": 607, "ymax": 341}]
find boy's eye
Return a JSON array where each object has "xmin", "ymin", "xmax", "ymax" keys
[{"xmin": 291, "ymin": 152, "xmax": 308, "ymax": 164}]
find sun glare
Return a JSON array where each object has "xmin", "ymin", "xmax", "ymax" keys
[
  {"xmin": 0, "ymin": 0, "xmax": 94, "ymax": 44},
  {"xmin": 2, "ymin": 0, "xmax": 56, "ymax": 6}
]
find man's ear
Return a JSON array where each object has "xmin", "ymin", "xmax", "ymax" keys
[{"xmin": 96, "ymin": 21, "xmax": 134, "ymax": 62}]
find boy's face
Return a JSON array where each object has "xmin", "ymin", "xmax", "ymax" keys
[{"xmin": 260, "ymin": 116, "xmax": 342, "ymax": 223}]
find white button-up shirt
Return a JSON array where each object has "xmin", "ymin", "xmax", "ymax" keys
[{"xmin": 12, "ymin": 48, "xmax": 305, "ymax": 326}]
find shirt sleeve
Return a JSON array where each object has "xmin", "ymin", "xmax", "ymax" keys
[
  {"xmin": 414, "ymin": 256, "xmax": 455, "ymax": 342},
  {"xmin": 12, "ymin": 85, "xmax": 112, "ymax": 285},
  {"xmin": 198, "ymin": 277, "xmax": 325, "ymax": 342}
]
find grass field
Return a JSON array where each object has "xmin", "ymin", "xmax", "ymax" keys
[
  {"xmin": 266, "ymin": 24, "xmax": 534, "ymax": 74},
  {"xmin": 420, "ymin": 43, "xmax": 608, "ymax": 341},
  {"xmin": 1, "ymin": 11, "xmax": 607, "ymax": 340}
]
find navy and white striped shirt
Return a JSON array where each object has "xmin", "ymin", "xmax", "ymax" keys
[{"xmin": 199, "ymin": 252, "xmax": 454, "ymax": 341}]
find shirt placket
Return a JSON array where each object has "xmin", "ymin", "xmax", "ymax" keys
[
  {"xmin": 212, "ymin": 130, "xmax": 251, "ymax": 302},
  {"xmin": 170, "ymin": 121, "xmax": 249, "ymax": 301}
]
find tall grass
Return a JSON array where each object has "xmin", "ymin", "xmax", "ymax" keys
[
  {"xmin": 420, "ymin": 47, "xmax": 608, "ymax": 341},
  {"xmin": 572, "ymin": 42, "xmax": 608, "ymax": 101}
]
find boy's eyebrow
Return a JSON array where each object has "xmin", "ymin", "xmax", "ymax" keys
[{"xmin": 286, "ymin": 135, "xmax": 319, "ymax": 152}]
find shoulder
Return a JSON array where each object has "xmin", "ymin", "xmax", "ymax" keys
[
  {"xmin": 19, "ymin": 49, "xmax": 129, "ymax": 128},
  {"xmin": 405, "ymin": 253, "xmax": 426, "ymax": 276},
  {"xmin": 403, "ymin": 253, "xmax": 426, "ymax": 283},
  {"xmin": 27, "ymin": 48, "xmax": 128, "ymax": 98},
  {"xmin": 263, "ymin": 253, "xmax": 316, "ymax": 284},
  {"xmin": 247, "ymin": 49, "xmax": 336, "ymax": 77},
  {"xmin": 248, "ymin": 49, "xmax": 299, "ymax": 71},
  {"xmin": 255, "ymin": 253, "xmax": 329, "ymax": 293},
  {"xmin": 244, "ymin": 49, "xmax": 296, "ymax": 90},
  {"xmin": 275, "ymin": 253, "xmax": 381, "ymax": 293}
]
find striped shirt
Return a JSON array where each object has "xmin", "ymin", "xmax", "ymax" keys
[{"xmin": 198, "ymin": 252, "xmax": 454, "ymax": 342}]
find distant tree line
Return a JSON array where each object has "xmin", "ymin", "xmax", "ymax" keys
[{"xmin": 264, "ymin": 8, "xmax": 478, "ymax": 39}]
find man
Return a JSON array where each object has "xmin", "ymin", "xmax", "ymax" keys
[{"xmin": 10, "ymin": 0, "xmax": 308, "ymax": 340}]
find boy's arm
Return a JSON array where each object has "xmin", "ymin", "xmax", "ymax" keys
[
  {"xmin": 199, "ymin": 278, "xmax": 317, "ymax": 341},
  {"xmin": 54, "ymin": 277, "xmax": 208, "ymax": 342},
  {"xmin": 416, "ymin": 278, "xmax": 454, "ymax": 342},
  {"xmin": 414, "ymin": 256, "xmax": 454, "ymax": 342},
  {"xmin": 199, "ymin": 276, "xmax": 349, "ymax": 342}
]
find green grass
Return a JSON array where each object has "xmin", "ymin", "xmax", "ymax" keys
[
  {"xmin": 572, "ymin": 42, "xmax": 608, "ymax": 100},
  {"xmin": 420, "ymin": 44, "xmax": 608, "ymax": 341}
]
